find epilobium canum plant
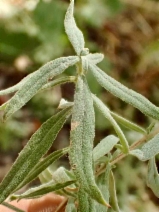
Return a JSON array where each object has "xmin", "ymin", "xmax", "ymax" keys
[{"xmin": 1, "ymin": 0, "xmax": 159, "ymax": 211}]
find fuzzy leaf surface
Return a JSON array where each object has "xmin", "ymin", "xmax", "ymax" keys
[
  {"xmin": 0, "ymin": 107, "xmax": 72, "ymax": 203},
  {"xmin": 84, "ymin": 53, "xmax": 104, "ymax": 65},
  {"xmin": 93, "ymin": 94, "xmax": 129, "ymax": 153},
  {"xmin": 93, "ymin": 135, "xmax": 119, "ymax": 162},
  {"xmin": 147, "ymin": 157, "xmax": 159, "ymax": 197},
  {"xmin": 15, "ymin": 148, "xmax": 69, "ymax": 191},
  {"xmin": 3, "ymin": 56, "xmax": 79, "ymax": 120},
  {"xmin": 130, "ymin": 133, "xmax": 159, "ymax": 161},
  {"xmin": 15, "ymin": 180, "xmax": 75, "ymax": 200},
  {"xmin": 64, "ymin": 0, "xmax": 85, "ymax": 55},
  {"xmin": 65, "ymin": 198, "xmax": 77, "ymax": 212},
  {"xmin": 69, "ymin": 76, "xmax": 109, "ymax": 206},
  {"xmin": 89, "ymin": 64, "xmax": 159, "ymax": 120}
]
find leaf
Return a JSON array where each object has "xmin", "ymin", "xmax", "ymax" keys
[
  {"xmin": 84, "ymin": 53, "xmax": 104, "ymax": 65},
  {"xmin": 95, "ymin": 164, "xmax": 111, "ymax": 212},
  {"xmin": 64, "ymin": 0, "xmax": 85, "ymax": 55},
  {"xmin": 0, "ymin": 107, "xmax": 72, "ymax": 203},
  {"xmin": 15, "ymin": 148, "xmax": 69, "ymax": 191},
  {"xmin": 147, "ymin": 157, "xmax": 159, "ymax": 197},
  {"xmin": 92, "ymin": 94, "xmax": 129, "ymax": 153},
  {"xmin": 109, "ymin": 171, "xmax": 121, "ymax": 212},
  {"xmin": 78, "ymin": 188, "xmax": 89, "ymax": 212},
  {"xmin": 14, "ymin": 180, "xmax": 75, "ymax": 200},
  {"xmin": 110, "ymin": 111, "xmax": 146, "ymax": 134},
  {"xmin": 89, "ymin": 63, "xmax": 159, "ymax": 120},
  {"xmin": 93, "ymin": 135, "xmax": 119, "ymax": 162},
  {"xmin": 69, "ymin": 76, "xmax": 109, "ymax": 206},
  {"xmin": 65, "ymin": 198, "xmax": 77, "ymax": 212},
  {"xmin": 1, "ymin": 202, "xmax": 25, "ymax": 212},
  {"xmin": 130, "ymin": 133, "xmax": 159, "ymax": 161},
  {"xmin": 3, "ymin": 56, "xmax": 79, "ymax": 120},
  {"xmin": 52, "ymin": 167, "xmax": 76, "ymax": 184},
  {"xmin": 0, "ymin": 72, "xmax": 35, "ymax": 96}
]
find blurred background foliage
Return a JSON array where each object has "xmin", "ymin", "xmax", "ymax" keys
[{"xmin": 0, "ymin": 0, "xmax": 159, "ymax": 211}]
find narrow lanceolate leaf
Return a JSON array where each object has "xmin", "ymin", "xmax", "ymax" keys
[
  {"xmin": 110, "ymin": 112, "xmax": 146, "ymax": 134},
  {"xmin": 78, "ymin": 188, "xmax": 89, "ymax": 212},
  {"xmin": 0, "ymin": 107, "xmax": 72, "ymax": 203},
  {"xmin": 130, "ymin": 133, "xmax": 159, "ymax": 161},
  {"xmin": 89, "ymin": 63, "xmax": 159, "ymax": 120},
  {"xmin": 3, "ymin": 56, "xmax": 79, "ymax": 120},
  {"xmin": 65, "ymin": 198, "xmax": 77, "ymax": 212},
  {"xmin": 109, "ymin": 171, "xmax": 121, "ymax": 212},
  {"xmin": 93, "ymin": 94, "xmax": 129, "ymax": 153},
  {"xmin": 14, "ymin": 180, "xmax": 75, "ymax": 200},
  {"xmin": 69, "ymin": 76, "xmax": 109, "ymax": 206},
  {"xmin": 93, "ymin": 135, "xmax": 119, "ymax": 162},
  {"xmin": 0, "ymin": 72, "xmax": 35, "ymax": 96},
  {"xmin": 96, "ymin": 164, "xmax": 111, "ymax": 212},
  {"xmin": 15, "ymin": 148, "xmax": 69, "ymax": 191},
  {"xmin": 2, "ymin": 202, "xmax": 25, "ymax": 212},
  {"xmin": 147, "ymin": 157, "xmax": 159, "ymax": 197},
  {"xmin": 64, "ymin": 0, "xmax": 85, "ymax": 55}
]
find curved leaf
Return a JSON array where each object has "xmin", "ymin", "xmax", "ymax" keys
[
  {"xmin": 64, "ymin": 0, "xmax": 85, "ymax": 55},
  {"xmin": 0, "ymin": 107, "xmax": 72, "ymax": 203},
  {"xmin": 3, "ymin": 56, "xmax": 79, "ymax": 120},
  {"xmin": 92, "ymin": 94, "xmax": 129, "ymax": 153},
  {"xmin": 89, "ymin": 63, "xmax": 159, "ymax": 120},
  {"xmin": 84, "ymin": 53, "xmax": 104, "ymax": 65}
]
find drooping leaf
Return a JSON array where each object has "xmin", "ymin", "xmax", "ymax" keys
[
  {"xmin": 147, "ymin": 157, "xmax": 159, "ymax": 197},
  {"xmin": 65, "ymin": 198, "xmax": 77, "ymax": 212},
  {"xmin": 15, "ymin": 148, "xmax": 69, "ymax": 191},
  {"xmin": 109, "ymin": 171, "xmax": 121, "ymax": 212},
  {"xmin": 13, "ymin": 180, "xmax": 75, "ymax": 200},
  {"xmin": 89, "ymin": 63, "xmax": 159, "ymax": 121},
  {"xmin": 0, "ymin": 107, "xmax": 72, "ymax": 203},
  {"xmin": 92, "ymin": 94, "xmax": 129, "ymax": 153},
  {"xmin": 69, "ymin": 76, "xmax": 109, "ymax": 206},
  {"xmin": 93, "ymin": 135, "xmax": 119, "ymax": 162},
  {"xmin": 3, "ymin": 56, "xmax": 79, "ymax": 120},
  {"xmin": 130, "ymin": 133, "xmax": 159, "ymax": 161},
  {"xmin": 64, "ymin": 0, "xmax": 85, "ymax": 55},
  {"xmin": 95, "ymin": 164, "xmax": 111, "ymax": 212},
  {"xmin": 110, "ymin": 111, "xmax": 146, "ymax": 134}
]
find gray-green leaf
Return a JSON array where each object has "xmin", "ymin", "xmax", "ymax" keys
[
  {"xmin": 64, "ymin": 0, "xmax": 85, "ymax": 55},
  {"xmin": 65, "ymin": 198, "xmax": 77, "ymax": 212},
  {"xmin": 0, "ymin": 107, "xmax": 72, "ymax": 203},
  {"xmin": 3, "ymin": 56, "xmax": 79, "ymax": 120},
  {"xmin": 93, "ymin": 135, "xmax": 119, "ymax": 162},
  {"xmin": 14, "ymin": 180, "xmax": 75, "ymax": 200},
  {"xmin": 89, "ymin": 63, "xmax": 159, "ymax": 120},
  {"xmin": 147, "ymin": 157, "xmax": 159, "ymax": 197},
  {"xmin": 84, "ymin": 53, "xmax": 104, "ymax": 65},
  {"xmin": 130, "ymin": 133, "xmax": 159, "ymax": 161},
  {"xmin": 92, "ymin": 94, "xmax": 129, "ymax": 153}
]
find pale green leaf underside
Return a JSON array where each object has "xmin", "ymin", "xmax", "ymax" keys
[
  {"xmin": 130, "ymin": 133, "xmax": 159, "ymax": 161},
  {"xmin": 15, "ymin": 180, "xmax": 75, "ymax": 200},
  {"xmin": 84, "ymin": 53, "xmax": 104, "ymax": 65},
  {"xmin": 0, "ymin": 107, "xmax": 72, "ymax": 203},
  {"xmin": 93, "ymin": 135, "xmax": 119, "ymax": 162},
  {"xmin": 64, "ymin": 0, "xmax": 85, "ymax": 55},
  {"xmin": 89, "ymin": 64, "xmax": 159, "ymax": 120},
  {"xmin": 92, "ymin": 94, "xmax": 129, "ymax": 153},
  {"xmin": 15, "ymin": 148, "xmax": 69, "ymax": 192},
  {"xmin": 3, "ymin": 56, "xmax": 79, "ymax": 120},
  {"xmin": 147, "ymin": 157, "xmax": 159, "ymax": 197}
]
